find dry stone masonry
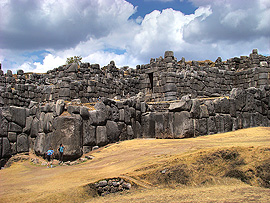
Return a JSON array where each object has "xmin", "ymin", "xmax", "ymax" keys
[{"xmin": 0, "ymin": 49, "xmax": 269, "ymax": 168}]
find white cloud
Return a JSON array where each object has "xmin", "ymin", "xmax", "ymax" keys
[
  {"xmin": 0, "ymin": 0, "xmax": 269, "ymax": 74},
  {"xmin": 33, "ymin": 54, "xmax": 65, "ymax": 73}
]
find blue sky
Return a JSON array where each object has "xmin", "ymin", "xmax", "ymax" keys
[
  {"xmin": 127, "ymin": 0, "xmax": 197, "ymax": 19},
  {"xmin": 0, "ymin": 0, "xmax": 269, "ymax": 73}
]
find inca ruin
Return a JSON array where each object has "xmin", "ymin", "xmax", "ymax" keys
[{"xmin": 0, "ymin": 49, "xmax": 269, "ymax": 167}]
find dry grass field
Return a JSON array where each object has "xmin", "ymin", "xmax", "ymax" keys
[{"xmin": 1, "ymin": 127, "xmax": 270, "ymax": 203}]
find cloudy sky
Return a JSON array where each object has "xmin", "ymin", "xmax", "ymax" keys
[{"xmin": 0, "ymin": 0, "xmax": 269, "ymax": 73}]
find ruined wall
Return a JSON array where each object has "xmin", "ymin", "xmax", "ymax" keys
[
  {"xmin": 142, "ymin": 87, "xmax": 270, "ymax": 139},
  {"xmin": 138, "ymin": 49, "xmax": 270, "ymax": 101},
  {"xmin": 1, "ymin": 86, "xmax": 269, "ymax": 168},
  {"xmin": 0, "ymin": 49, "xmax": 270, "ymax": 168},
  {"xmin": 0, "ymin": 97, "xmax": 148, "ymax": 166},
  {"xmin": 0, "ymin": 62, "xmax": 140, "ymax": 107},
  {"xmin": 1, "ymin": 49, "xmax": 269, "ymax": 107}
]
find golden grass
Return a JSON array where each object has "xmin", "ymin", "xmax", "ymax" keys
[{"xmin": 0, "ymin": 127, "xmax": 270, "ymax": 203}]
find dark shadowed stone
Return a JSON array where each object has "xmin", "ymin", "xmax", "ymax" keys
[
  {"xmin": 106, "ymin": 121, "xmax": 120, "ymax": 143},
  {"xmin": 83, "ymin": 121, "xmax": 96, "ymax": 146},
  {"xmin": 190, "ymin": 100, "xmax": 200, "ymax": 119},
  {"xmin": 204, "ymin": 100, "xmax": 215, "ymax": 116},
  {"xmin": 124, "ymin": 106, "xmax": 131, "ymax": 124},
  {"xmin": 132, "ymin": 120, "xmax": 141, "ymax": 138},
  {"xmin": 224, "ymin": 114, "xmax": 233, "ymax": 132},
  {"xmin": 23, "ymin": 116, "xmax": 33, "ymax": 134},
  {"xmin": 194, "ymin": 118, "xmax": 208, "ymax": 136},
  {"xmin": 80, "ymin": 106, "xmax": 89, "ymax": 120},
  {"xmin": 207, "ymin": 116, "xmax": 217, "ymax": 135},
  {"xmin": 111, "ymin": 105, "xmax": 119, "ymax": 121},
  {"xmin": 43, "ymin": 113, "xmax": 54, "ymax": 133},
  {"xmin": 9, "ymin": 106, "xmax": 26, "ymax": 127},
  {"xmin": 44, "ymin": 103, "xmax": 55, "ymax": 112},
  {"xmin": 173, "ymin": 111, "xmax": 194, "ymax": 138},
  {"xmin": 8, "ymin": 132, "xmax": 17, "ymax": 142},
  {"xmin": 155, "ymin": 112, "xmax": 165, "ymax": 138},
  {"xmin": 118, "ymin": 122, "xmax": 127, "ymax": 141},
  {"xmin": 67, "ymin": 105, "xmax": 80, "ymax": 115},
  {"xmin": 0, "ymin": 111, "xmax": 8, "ymax": 137},
  {"xmin": 141, "ymin": 112, "xmax": 155, "ymax": 138},
  {"xmin": 242, "ymin": 112, "xmax": 251, "ymax": 128},
  {"xmin": 0, "ymin": 138, "xmax": 2, "ymax": 158},
  {"xmin": 2, "ymin": 137, "xmax": 11, "ymax": 158},
  {"xmin": 17, "ymin": 133, "xmax": 29, "ymax": 153},
  {"xmin": 215, "ymin": 114, "xmax": 225, "ymax": 133},
  {"xmin": 96, "ymin": 110, "xmax": 107, "ymax": 125},
  {"xmin": 229, "ymin": 99, "xmax": 236, "ymax": 117},
  {"xmin": 8, "ymin": 122, "xmax": 23, "ymax": 133},
  {"xmin": 30, "ymin": 117, "xmax": 39, "ymax": 138},
  {"xmin": 83, "ymin": 146, "xmax": 92, "ymax": 154},
  {"xmin": 220, "ymin": 98, "xmax": 230, "ymax": 114},
  {"xmin": 96, "ymin": 126, "xmax": 107, "ymax": 146}
]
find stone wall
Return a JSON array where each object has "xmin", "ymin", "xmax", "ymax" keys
[
  {"xmin": 1, "ymin": 86, "xmax": 269, "ymax": 168},
  {"xmin": 138, "ymin": 49, "xmax": 270, "ymax": 101},
  {"xmin": 0, "ymin": 49, "xmax": 270, "ymax": 168},
  {"xmin": 0, "ymin": 97, "xmax": 148, "ymax": 167},
  {"xmin": 0, "ymin": 49, "xmax": 269, "ymax": 106},
  {"xmin": 142, "ymin": 86, "xmax": 270, "ymax": 139},
  {"xmin": 0, "ymin": 62, "xmax": 140, "ymax": 107}
]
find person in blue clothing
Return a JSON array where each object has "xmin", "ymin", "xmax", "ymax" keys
[
  {"xmin": 46, "ymin": 147, "xmax": 54, "ymax": 168},
  {"xmin": 58, "ymin": 144, "xmax": 65, "ymax": 164}
]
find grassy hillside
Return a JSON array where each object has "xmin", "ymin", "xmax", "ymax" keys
[{"xmin": 0, "ymin": 127, "xmax": 270, "ymax": 203}]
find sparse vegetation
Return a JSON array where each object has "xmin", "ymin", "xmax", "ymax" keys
[{"xmin": 66, "ymin": 56, "xmax": 82, "ymax": 65}]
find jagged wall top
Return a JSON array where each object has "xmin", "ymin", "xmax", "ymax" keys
[{"xmin": 0, "ymin": 49, "xmax": 269, "ymax": 107}]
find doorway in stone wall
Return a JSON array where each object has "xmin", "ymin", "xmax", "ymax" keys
[{"xmin": 148, "ymin": 73, "xmax": 154, "ymax": 91}]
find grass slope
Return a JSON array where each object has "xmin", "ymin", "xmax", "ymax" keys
[{"xmin": 0, "ymin": 127, "xmax": 270, "ymax": 203}]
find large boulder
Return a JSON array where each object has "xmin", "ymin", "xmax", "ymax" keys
[
  {"xmin": 43, "ymin": 113, "xmax": 54, "ymax": 133},
  {"xmin": 9, "ymin": 106, "xmax": 26, "ymax": 127},
  {"xmin": 2, "ymin": 137, "xmax": 11, "ymax": 158},
  {"xmin": 8, "ymin": 122, "xmax": 23, "ymax": 133},
  {"xmin": 173, "ymin": 111, "xmax": 194, "ymax": 138},
  {"xmin": 141, "ymin": 112, "xmax": 156, "ymax": 138},
  {"xmin": 51, "ymin": 116, "xmax": 82, "ymax": 160},
  {"xmin": 30, "ymin": 117, "xmax": 39, "ymax": 138},
  {"xmin": 106, "ymin": 121, "xmax": 120, "ymax": 143},
  {"xmin": 230, "ymin": 88, "xmax": 246, "ymax": 111},
  {"xmin": 17, "ymin": 133, "xmax": 29, "ymax": 153},
  {"xmin": 96, "ymin": 126, "xmax": 108, "ymax": 146},
  {"xmin": 83, "ymin": 120, "xmax": 96, "ymax": 146},
  {"xmin": 34, "ymin": 133, "xmax": 47, "ymax": 155}
]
